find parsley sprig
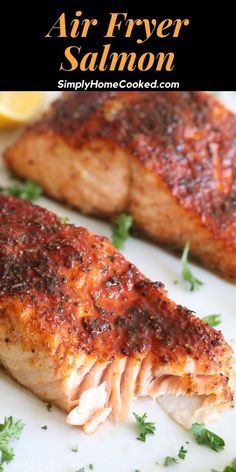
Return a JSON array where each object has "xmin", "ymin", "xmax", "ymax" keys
[
  {"xmin": 60, "ymin": 216, "xmax": 70, "ymax": 224},
  {"xmin": 211, "ymin": 458, "xmax": 236, "ymax": 472},
  {"xmin": 191, "ymin": 423, "xmax": 225, "ymax": 452},
  {"xmin": 181, "ymin": 242, "xmax": 203, "ymax": 291},
  {"xmin": 202, "ymin": 314, "xmax": 222, "ymax": 327},
  {"xmin": 112, "ymin": 213, "xmax": 133, "ymax": 250},
  {"xmin": 133, "ymin": 412, "xmax": 156, "ymax": 442},
  {"xmin": 0, "ymin": 179, "xmax": 42, "ymax": 202},
  {"xmin": 0, "ymin": 416, "xmax": 24, "ymax": 472},
  {"xmin": 163, "ymin": 445, "xmax": 188, "ymax": 466},
  {"xmin": 164, "ymin": 456, "xmax": 179, "ymax": 466},
  {"xmin": 178, "ymin": 445, "xmax": 188, "ymax": 460}
]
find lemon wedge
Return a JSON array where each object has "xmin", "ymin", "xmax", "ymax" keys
[{"xmin": 0, "ymin": 92, "xmax": 44, "ymax": 128}]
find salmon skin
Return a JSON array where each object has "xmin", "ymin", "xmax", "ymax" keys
[
  {"xmin": 4, "ymin": 91, "xmax": 236, "ymax": 282},
  {"xmin": 0, "ymin": 195, "xmax": 234, "ymax": 432}
]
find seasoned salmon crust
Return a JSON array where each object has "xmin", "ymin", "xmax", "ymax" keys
[
  {"xmin": 0, "ymin": 195, "xmax": 234, "ymax": 432},
  {"xmin": 4, "ymin": 91, "xmax": 236, "ymax": 281}
]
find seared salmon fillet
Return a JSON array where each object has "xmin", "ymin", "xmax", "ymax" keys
[
  {"xmin": 4, "ymin": 91, "xmax": 236, "ymax": 282},
  {"xmin": 0, "ymin": 195, "xmax": 234, "ymax": 432}
]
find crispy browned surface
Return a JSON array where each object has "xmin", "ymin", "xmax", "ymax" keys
[
  {"xmin": 0, "ymin": 196, "xmax": 234, "ymax": 429},
  {"xmin": 0, "ymin": 195, "xmax": 232, "ymax": 375},
  {"xmin": 4, "ymin": 92, "xmax": 236, "ymax": 280}
]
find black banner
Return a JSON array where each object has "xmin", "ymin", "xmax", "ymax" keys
[{"xmin": 0, "ymin": 1, "xmax": 235, "ymax": 91}]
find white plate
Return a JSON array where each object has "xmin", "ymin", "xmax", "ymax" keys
[{"xmin": 0, "ymin": 93, "xmax": 236, "ymax": 472}]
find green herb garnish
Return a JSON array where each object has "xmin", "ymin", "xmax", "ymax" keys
[
  {"xmin": 71, "ymin": 445, "xmax": 78, "ymax": 453},
  {"xmin": 202, "ymin": 314, "xmax": 221, "ymax": 327},
  {"xmin": 211, "ymin": 457, "xmax": 236, "ymax": 472},
  {"xmin": 178, "ymin": 445, "xmax": 188, "ymax": 460},
  {"xmin": 41, "ymin": 425, "xmax": 48, "ymax": 430},
  {"xmin": 112, "ymin": 213, "xmax": 133, "ymax": 250},
  {"xmin": 224, "ymin": 459, "xmax": 236, "ymax": 472},
  {"xmin": 0, "ymin": 416, "xmax": 24, "ymax": 472},
  {"xmin": 46, "ymin": 403, "xmax": 52, "ymax": 412},
  {"xmin": 163, "ymin": 445, "xmax": 187, "ymax": 466},
  {"xmin": 164, "ymin": 456, "xmax": 179, "ymax": 466},
  {"xmin": 0, "ymin": 180, "xmax": 42, "ymax": 201},
  {"xmin": 181, "ymin": 242, "xmax": 203, "ymax": 291},
  {"xmin": 89, "ymin": 465, "xmax": 94, "ymax": 470},
  {"xmin": 133, "ymin": 412, "xmax": 156, "ymax": 442},
  {"xmin": 191, "ymin": 423, "xmax": 225, "ymax": 452},
  {"xmin": 61, "ymin": 216, "xmax": 70, "ymax": 224}
]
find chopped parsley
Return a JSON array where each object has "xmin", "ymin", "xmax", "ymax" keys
[
  {"xmin": 211, "ymin": 458, "xmax": 236, "ymax": 471},
  {"xmin": 61, "ymin": 216, "xmax": 70, "ymax": 224},
  {"xmin": 202, "ymin": 314, "xmax": 222, "ymax": 327},
  {"xmin": 133, "ymin": 412, "xmax": 156, "ymax": 442},
  {"xmin": 46, "ymin": 403, "xmax": 52, "ymax": 412},
  {"xmin": 181, "ymin": 242, "xmax": 203, "ymax": 291},
  {"xmin": 164, "ymin": 457, "xmax": 179, "ymax": 466},
  {"xmin": 178, "ymin": 445, "xmax": 188, "ymax": 460},
  {"xmin": 191, "ymin": 423, "xmax": 225, "ymax": 452},
  {"xmin": 41, "ymin": 425, "xmax": 48, "ymax": 430},
  {"xmin": 0, "ymin": 416, "xmax": 24, "ymax": 472},
  {"xmin": 89, "ymin": 465, "xmax": 94, "ymax": 470},
  {"xmin": 0, "ymin": 179, "xmax": 42, "ymax": 201},
  {"xmin": 163, "ymin": 445, "xmax": 187, "ymax": 466},
  {"xmin": 226, "ymin": 462, "xmax": 236, "ymax": 472},
  {"xmin": 112, "ymin": 213, "xmax": 133, "ymax": 250},
  {"xmin": 71, "ymin": 445, "xmax": 78, "ymax": 453}
]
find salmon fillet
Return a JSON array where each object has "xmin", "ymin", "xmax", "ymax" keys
[
  {"xmin": 0, "ymin": 195, "xmax": 234, "ymax": 432},
  {"xmin": 4, "ymin": 91, "xmax": 236, "ymax": 282}
]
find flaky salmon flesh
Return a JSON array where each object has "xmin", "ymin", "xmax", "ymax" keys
[
  {"xmin": 0, "ymin": 196, "xmax": 234, "ymax": 433},
  {"xmin": 4, "ymin": 91, "xmax": 236, "ymax": 282}
]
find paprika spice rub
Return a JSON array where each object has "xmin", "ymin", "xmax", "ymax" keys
[
  {"xmin": 0, "ymin": 195, "xmax": 234, "ymax": 433},
  {"xmin": 5, "ymin": 91, "xmax": 236, "ymax": 282}
]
